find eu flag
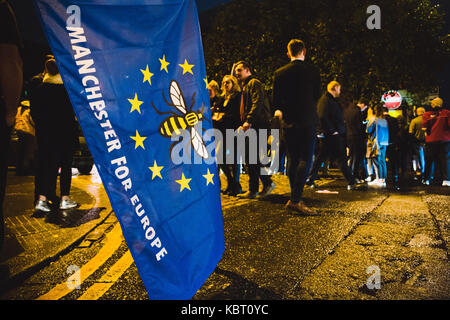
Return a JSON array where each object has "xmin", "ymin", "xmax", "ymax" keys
[{"xmin": 33, "ymin": 0, "xmax": 224, "ymax": 299}]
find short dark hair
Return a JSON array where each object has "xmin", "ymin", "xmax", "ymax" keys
[
  {"xmin": 374, "ymin": 103, "xmax": 385, "ymax": 117},
  {"xmin": 45, "ymin": 58, "xmax": 59, "ymax": 76},
  {"xmin": 358, "ymin": 97, "xmax": 369, "ymax": 105},
  {"xmin": 234, "ymin": 60, "xmax": 252, "ymax": 74},
  {"xmin": 287, "ymin": 39, "xmax": 305, "ymax": 57}
]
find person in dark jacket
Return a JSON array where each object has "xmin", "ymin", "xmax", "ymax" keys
[
  {"xmin": 30, "ymin": 58, "xmax": 79, "ymax": 212},
  {"xmin": 307, "ymin": 81, "xmax": 361, "ymax": 190},
  {"xmin": 212, "ymin": 75, "xmax": 242, "ymax": 196},
  {"xmin": 272, "ymin": 39, "xmax": 321, "ymax": 215},
  {"xmin": 344, "ymin": 98, "xmax": 368, "ymax": 182},
  {"xmin": 234, "ymin": 61, "xmax": 275, "ymax": 199}
]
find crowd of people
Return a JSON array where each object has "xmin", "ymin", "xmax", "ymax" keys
[
  {"xmin": 208, "ymin": 39, "xmax": 450, "ymax": 215},
  {"xmin": 2, "ymin": 16, "xmax": 449, "ymax": 229}
]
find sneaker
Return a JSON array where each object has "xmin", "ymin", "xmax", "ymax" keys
[
  {"xmin": 258, "ymin": 182, "xmax": 276, "ymax": 198},
  {"xmin": 237, "ymin": 191, "xmax": 257, "ymax": 199},
  {"xmin": 368, "ymin": 179, "xmax": 383, "ymax": 187},
  {"xmin": 35, "ymin": 200, "xmax": 51, "ymax": 212},
  {"xmin": 228, "ymin": 185, "xmax": 243, "ymax": 197},
  {"xmin": 305, "ymin": 179, "xmax": 318, "ymax": 189},
  {"xmin": 443, "ymin": 180, "xmax": 450, "ymax": 187},
  {"xmin": 347, "ymin": 183, "xmax": 367, "ymax": 191},
  {"xmin": 285, "ymin": 200, "xmax": 318, "ymax": 216},
  {"xmin": 60, "ymin": 198, "xmax": 78, "ymax": 210}
]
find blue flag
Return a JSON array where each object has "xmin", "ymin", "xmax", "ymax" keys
[{"xmin": 33, "ymin": 0, "xmax": 224, "ymax": 300}]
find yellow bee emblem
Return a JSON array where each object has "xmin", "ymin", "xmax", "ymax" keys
[{"xmin": 152, "ymin": 80, "xmax": 209, "ymax": 159}]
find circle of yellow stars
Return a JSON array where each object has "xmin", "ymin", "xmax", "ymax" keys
[{"xmin": 126, "ymin": 55, "xmax": 214, "ymax": 192}]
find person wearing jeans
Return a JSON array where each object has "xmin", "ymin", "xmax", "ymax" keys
[{"xmin": 367, "ymin": 104, "xmax": 389, "ymax": 187}]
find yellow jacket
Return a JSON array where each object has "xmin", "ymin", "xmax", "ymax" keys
[{"xmin": 15, "ymin": 101, "xmax": 35, "ymax": 136}]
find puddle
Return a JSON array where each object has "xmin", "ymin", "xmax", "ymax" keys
[{"xmin": 32, "ymin": 207, "xmax": 106, "ymax": 228}]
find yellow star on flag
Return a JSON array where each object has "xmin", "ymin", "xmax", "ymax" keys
[
  {"xmin": 140, "ymin": 65, "xmax": 154, "ymax": 85},
  {"xmin": 130, "ymin": 130, "xmax": 147, "ymax": 150},
  {"xmin": 178, "ymin": 59, "xmax": 194, "ymax": 75},
  {"xmin": 128, "ymin": 93, "xmax": 144, "ymax": 114},
  {"xmin": 203, "ymin": 168, "xmax": 215, "ymax": 186},
  {"xmin": 176, "ymin": 173, "xmax": 192, "ymax": 192},
  {"xmin": 159, "ymin": 55, "xmax": 170, "ymax": 73},
  {"xmin": 148, "ymin": 160, "xmax": 163, "ymax": 180}
]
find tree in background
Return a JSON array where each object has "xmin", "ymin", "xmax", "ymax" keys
[{"xmin": 200, "ymin": 0, "xmax": 449, "ymax": 105}]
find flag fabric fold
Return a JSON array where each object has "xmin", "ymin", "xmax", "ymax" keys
[{"xmin": 34, "ymin": 0, "xmax": 224, "ymax": 300}]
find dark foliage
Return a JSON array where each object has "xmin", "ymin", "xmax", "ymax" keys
[{"xmin": 200, "ymin": 0, "xmax": 449, "ymax": 104}]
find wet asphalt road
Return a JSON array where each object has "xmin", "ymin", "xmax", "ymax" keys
[{"xmin": 0, "ymin": 172, "xmax": 449, "ymax": 301}]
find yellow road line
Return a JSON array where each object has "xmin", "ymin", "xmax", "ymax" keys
[
  {"xmin": 77, "ymin": 250, "xmax": 134, "ymax": 300},
  {"xmin": 36, "ymin": 223, "xmax": 124, "ymax": 300}
]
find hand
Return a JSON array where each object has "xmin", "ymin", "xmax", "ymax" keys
[
  {"xmin": 242, "ymin": 122, "xmax": 251, "ymax": 131},
  {"xmin": 274, "ymin": 110, "xmax": 283, "ymax": 120},
  {"xmin": 238, "ymin": 122, "xmax": 251, "ymax": 133}
]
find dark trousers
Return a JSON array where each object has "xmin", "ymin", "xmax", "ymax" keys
[
  {"xmin": 387, "ymin": 143, "xmax": 409, "ymax": 182},
  {"xmin": 286, "ymin": 126, "xmax": 316, "ymax": 203},
  {"xmin": 219, "ymin": 130, "xmax": 242, "ymax": 193},
  {"xmin": 16, "ymin": 131, "xmax": 37, "ymax": 175},
  {"xmin": 241, "ymin": 130, "xmax": 272, "ymax": 193},
  {"xmin": 36, "ymin": 134, "xmax": 74, "ymax": 201},
  {"xmin": 309, "ymin": 134, "xmax": 355, "ymax": 185},
  {"xmin": 425, "ymin": 141, "xmax": 450, "ymax": 182},
  {"xmin": 219, "ymin": 163, "xmax": 241, "ymax": 193},
  {"xmin": 347, "ymin": 136, "xmax": 367, "ymax": 180}
]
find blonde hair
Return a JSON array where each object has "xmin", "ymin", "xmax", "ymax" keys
[
  {"xmin": 221, "ymin": 75, "xmax": 240, "ymax": 98},
  {"xmin": 45, "ymin": 58, "xmax": 59, "ymax": 76},
  {"xmin": 431, "ymin": 97, "xmax": 443, "ymax": 108},
  {"xmin": 207, "ymin": 80, "xmax": 220, "ymax": 94}
]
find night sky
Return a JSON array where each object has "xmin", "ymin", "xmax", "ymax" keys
[{"xmin": 8, "ymin": 0, "xmax": 232, "ymax": 82}]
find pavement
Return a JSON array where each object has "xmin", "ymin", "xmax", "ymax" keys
[
  {"xmin": 194, "ymin": 173, "xmax": 450, "ymax": 300},
  {"xmin": 0, "ymin": 166, "xmax": 449, "ymax": 300},
  {"xmin": 0, "ymin": 167, "xmax": 113, "ymax": 285}
]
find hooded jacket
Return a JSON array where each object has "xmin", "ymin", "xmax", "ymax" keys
[{"xmin": 422, "ymin": 107, "xmax": 450, "ymax": 143}]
